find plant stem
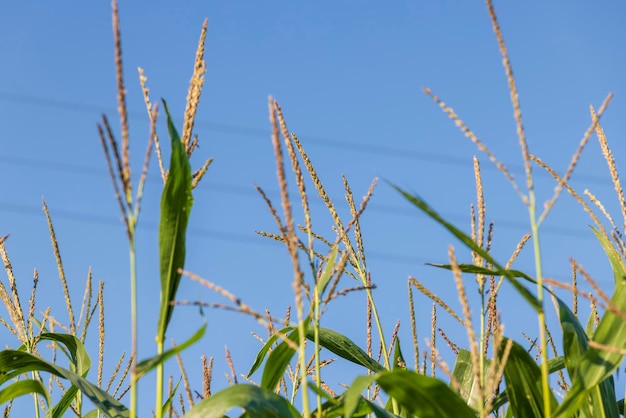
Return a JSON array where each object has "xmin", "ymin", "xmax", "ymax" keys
[
  {"xmin": 129, "ymin": 228, "xmax": 138, "ymax": 418},
  {"xmin": 296, "ymin": 316, "xmax": 310, "ymax": 418},
  {"xmin": 313, "ymin": 288, "xmax": 322, "ymax": 417},
  {"xmin": 529, "ymin": 195, "xmax": 551, "ymax": 416},
  {"xmin": 156, "ymin": 341, "xmax": 164, "ymax": 418},
  {"xmin": 479, "ymin": 289, "xmax": 486, "ymax": 418}
]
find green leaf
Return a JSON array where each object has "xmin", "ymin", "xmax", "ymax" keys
[
  {"xmin": 261, "ymin": 327, "xmax": 302, "ymax": 390},
  {"xmin": 254, "ymin": 326, "xmax": 383, "ymax": 391},
  {"xmin": 316, "ymin": 383, "xmax": 397, "ymax": 418},
  {"xmin": 0, "ymin": 350, "xmax": 128, "ymax": 417},
  {"xmin": 392, "ymin": 185, "xmax": 541, "ymax": 311},
  {"xmin": 500, "ymin": 338, "xmax": 557, "ymax": 418},
  {"xmin": 36, "ymin": 333, "xmax": 92, "ymax": 418},
  {"xmin": 314, "ymin": 245, "xmax": 338, "ymax": 302},
  {"xmin": 305, "ymin": 327, "xmax": 385, "ymax": 373},
  {"xmin": 375, "ymin": 369, "xmax": 476, "ymax": 417},
  {"xmin": 586, "ymin": 304, "xmax": 598, "ymax": 336},
  {"xmin": 247, "ymin": 326, "xmax": 296, "ymax": 378},
  {"xmin": 137, "ymin": 325, "xmax": 206, "ymax": 379},
  {"xmin": 391, "ymin": 338, "xmax": 406, "ymax": 370},
  {"xmin": 554, "ymin": 227, "xmax": 626, "ymax": 418},
  {"xmin": 161, "ymin": 378, "xmax": 181, "ymax": 416},
  {"xmin": 157, "ymin": 100, "xmax": 194, "ymax": 344},
  {"xmin": 559, "ymin": 297, "xmax": 618, "ymax": 418},
  {"xmin": 343, "ymin": 374, "xmax": 378, "ymax": 418},
  {"xmin": 451, "ymin": 349, "xmax": 481, "ymax": 409},
  {"xmin": 491, "ymin": 356, "xmax": 565, "ymax": 412},
  {"xmin": 183, "ymin": 384, "xmax": 301, "ymax": 418},
  {"xmin": 0, "ymin": 379, "xmax": 50, "ymax": 407},
  {"xmin": 39, "ymin": 332, "xmax": 92, "ymax": 376}
]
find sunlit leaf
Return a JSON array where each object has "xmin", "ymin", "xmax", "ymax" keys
[
  {"xmin": 248, "ymin": 326, "xmax": 295, "ymax": 378},
  {"xmin": 156, "ymin": 100, "xmax": 194, "ymax": 344},
  {"xmin": 559, "ymin": 297, "xmax": 618, "ymax": 417},
  {"xmin": 305, "ymin": 327, "xmax": 385, "ymax": 373},
  {"xmin": 184, "ymin": 384, "xmax": 301, "ymax": 418},
  {"xmin": 376, "ymin": 369, "xmax": 476, "ymax": 417},
  {"xmin": 0, "ymin": 350, "xmax": 128, "ymax": 417},
  {"xmin": 261, "ymin": 327, "xmax": 302, "ymax": 390},
  {"xmin": 392, "ymin": 185, "xmax": 541, "ymax": 312},
  {"xmin": 554, "ymin": 227, "xmax": 626, "ymax": 418},
  {"xmin": 0, "ymin": 379, "xmax": 50, "ymax": 407},
  {"xmin": 137, "ymin": 325, "xmax": 205, "ymax": 378},
  {"xmin": 499, "ymin": 338, "xmax": 557, "ymax": 418}
]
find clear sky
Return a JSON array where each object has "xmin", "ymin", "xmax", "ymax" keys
[{"xmin": 2, "ymin": 1, "xmax": 626, "ymax": 415}]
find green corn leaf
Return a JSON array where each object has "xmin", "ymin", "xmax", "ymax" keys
[
  {"xmin": 35, "ymin": 333, "xmax": 93, "ymax": 417},
  {"xmin": 392, "ymin": 185, "xmax": 541, "ymax": 312},
  {"xmin": 491, "ymin": 356, "xmax": 565, "ymax": 412},
  {"xmin": 183, "ymin": 384, "xmax": 301, "ymax": 418},
  {"xmin": 375, "ymin": 369, "xmax": 476, "ymax": 417},
  {"xmin": 344, "ymin": 374, "xmax": 378, "ymax": 418},
  {"xmin": 451, "ymin": 349, "xmax": 482, "ymax": 409},
  {"xmin": 156, "ymin": 100, "xmax": 194, "ymax": 344},
  {"xmin": 305, "ymin": 327, "xmax": 385, "ymax": 373},
  {"xmin": 558, "ymin": 297, "xmax": 618, "ymax": 418},
  {"xmin": 392, "ymin": 338, "xmax": 406, "ymax": 370},
  {"xmin": 586, "ymin": 304, "xmax": 598, "ymax": 337},
  {"xmin": 314, "ymin": 245, "xmax": 339, "ymax": 302},
  {"xmin": 261, "ymin": 327, "xmax": 302, "ymax": 390},
  {"xmin": 161, "ymin": 378, "xmax": 181, "ymax": 416},
  {"xmin": 137, "ymin": 325, "xmax": 206, "ymax": 379},
  {"xmin": 256, "ymin": 325, "xmax": 383, "ymax": 390},
  {"xmin": 0, "ymin": 350, "xmax": 128, "ymax": 417},
  {"xmin": 320, "ymin": 377, "xmax": 397, "ymax": 418},
  {"xmin": 37, "ymin": 333, "xmax": 92, "ymax": 376},
  {"xmin": 0, "ymin": 379, "xmax": 50, "ymax": 407},
  {"xmin": 499, "ymin": 338, "xmax": 557, "ymax": 418},
  {"xmin": 247, "ymin": 326, "xmax": 296, "ymax": 378},
  {"xmin": 554, "ymin": 227, "xmax": 626, "ymax": 418}
]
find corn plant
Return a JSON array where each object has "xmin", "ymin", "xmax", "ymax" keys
[{"xmin": 2, "ymin": 0, "xmax": 626, "ymax": 417}]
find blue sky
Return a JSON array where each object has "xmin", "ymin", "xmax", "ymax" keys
[{"xmin": 2, "ymin": 1, "xmax": 626, "ymax": 414}]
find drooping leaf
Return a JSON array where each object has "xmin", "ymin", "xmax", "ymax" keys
[
  {"xmin": 305, "ymin": 327, "xmax": 385, "ymax": 373},
  {"xmin": 499, "ymin": 338, "xmax": 557, "ymax": 418},
  {"xmin": 39, "ymin": 332, "xmax": 91, "ymax": 376},
  {"xmin": 156, "ymin": 100, "xmax": 194, "ymax": 344},
  {"xmin": 0, "ymin": 379, "xmax": 50, "ymax": 406},
  {"xmin": 375, "ymin": 369, "xmax": 476, "ymax": 418},
  {"xmin": 554, "ymin": 227, "xmax": 626, "ymax": 418},
  {"xmin": 37, "ymin": 333, "xmax": 92, "ymax": 418},
  {"xmin": 137, "ymin": 325, "xmax": 205, "ymax": 378},
  {"xmin": 392, "ymin": 185, "xmax": 541, "ymax": 312},
  {"xmin": 183, "ymin": 384, "xmax": 301, "ymax": 418},
  {"xmin": 254, "ymin": 325, "xmax": 383, "ymax": 391},
  {"xmin": 0, "ymin": 350, "xmax": 128, "ymax": 417}
]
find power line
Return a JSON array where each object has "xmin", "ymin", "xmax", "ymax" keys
[
  {"xmin": 0, "ymin": 152, "xmax": 593, "ymax": 238},
  {"xmin": 0, "ymin": 200, "xmax": 607, "ymax": 286},
  {"xmin": 0, "ymin": 91, "xmax": 613, "ymax": 186},
  {"xmin": 0, "ymin": 200, "xmax": 432, "ymax": 266}
]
